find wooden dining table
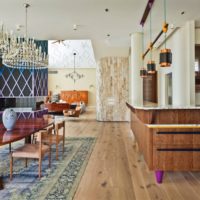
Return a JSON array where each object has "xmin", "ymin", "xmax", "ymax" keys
[{"xmin": 0, "ymin": 118, "xmax": 54, "ymax": 190}]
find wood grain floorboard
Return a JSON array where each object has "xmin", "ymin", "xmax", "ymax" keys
[
  {"xmin": 168, "ymin": 172, "xmax": 200, "ymax": 200},
  {"xmin": 64, "ymin": 109, "xmax": 200, "ymax": 200},
  {"xmin": 159, "ymin": 173, "xmax": 184, "ymax": 200}
]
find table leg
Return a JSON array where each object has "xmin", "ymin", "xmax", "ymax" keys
[
  {"xmin": 155, "ymin": 170, "xmax": 164, "ymax": 184},
  {"xmin": 9, "ymin": 143, "xmax": 11, "ymax": 152},
  {"xmin": 25, "ymin": 136, "xmax": 32, "ymax": 143},
  {"xmin": 0, "ymin": 177, "xmax": 4, "ymax": 190},
  {"xmin": 0, "ymin": 144, "xmax": 11, "ymax": 190}
]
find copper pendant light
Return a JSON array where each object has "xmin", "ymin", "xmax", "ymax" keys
[
  {"xmin": 160, "ymin": 48, "xmax": 172, "ymax": 67},
  {"xmin": 140, "ymin": 67, "xmax": 148, "ymax": 77},
  {"xmin": 147, "ymin": 60, "xmax": 156, "ymax": 74},
  {"xmin": 159, "ymin": 0, "xmax": 172, "ymax": 67}
]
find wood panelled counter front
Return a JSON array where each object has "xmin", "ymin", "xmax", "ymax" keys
[{"xmin": 127, "ymin": 103, "xmax": 200, "ymax": 184}]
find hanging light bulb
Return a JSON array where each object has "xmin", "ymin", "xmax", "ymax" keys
[
  {"xmin": 159, "ymin": 0, "xmax": 172, "ymax": 67},
  {"xmin": 147, "ymin": 9, "xmax": 156, "ymax": 74}
]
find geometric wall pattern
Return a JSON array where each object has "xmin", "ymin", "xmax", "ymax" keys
[
  {"xmin": 34, "ymin": 68, "xmax": 48, "ymax": 96},
  {"xmin": 0, "ymin": 65, "xmax": 48, "ymax": 97}
]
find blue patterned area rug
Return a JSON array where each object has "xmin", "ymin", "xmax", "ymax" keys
[{"xmin": 0, "ymin": 137, "xmax": 96, "ymax": 200}]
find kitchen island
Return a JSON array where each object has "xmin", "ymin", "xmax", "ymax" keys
[{"xmin": 127, "ymin": 102, "xmax": 200, "ymax": 183}]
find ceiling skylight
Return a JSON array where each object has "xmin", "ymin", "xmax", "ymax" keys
[{"xmin": 48, "ymin": 40, "xmax": 96, "ymax": 68}]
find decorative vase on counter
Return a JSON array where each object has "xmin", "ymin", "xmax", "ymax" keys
[{"xmin": 2, "ymin": 108, "xmax": 17, "ymax": 131}]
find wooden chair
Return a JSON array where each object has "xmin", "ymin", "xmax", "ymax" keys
[
  {"xmin": 42, "ymin": 121, "xmax": 65, "ymax": 160},
  {"xmin": 43, "ymin": 114, "xmax": 54, "ymax": 120},
  {"xmin": 32, "ymin": 114, "xmax": 55, "ymax": 144},
  {"xmin": 10, "ymin": 130, "xmax": 51, "ymax": 180}
]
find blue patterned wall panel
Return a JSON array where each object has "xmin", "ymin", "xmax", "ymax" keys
[
  {"xmin": 34, "ymin": 68, "xmax": 48, "ymax": 96},
  {"xmin": 0, "ymin": 66, "xmax": 48, "ymax": 97}
]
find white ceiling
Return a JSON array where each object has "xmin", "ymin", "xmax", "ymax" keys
[{"xmin": 1, "ymin": 0, "xmax": 200, "ymax": 58}]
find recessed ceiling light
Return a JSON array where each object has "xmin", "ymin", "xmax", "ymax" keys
[
  {"xmin": 181, "ymin": 11, "xmax": 185, "ymax": 15},
  {"xmin": 16, "ymin": 24, "xmax": 22, "ymax": 31},
  {"xmin": 107, "ymin": 34, "xmax": 110, "ymax": 37},
  {"xmin": 73, "ymin": 24, "xmax": 77, "ymax": 31},
  {"xmin": 105, "ymin": 8, "xmax": 109, "ymax": 12}
]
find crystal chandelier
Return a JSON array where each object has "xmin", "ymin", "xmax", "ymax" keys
[
  {"xmin": 2, "ymin": 3, "xmax": 48, "ymax": 69},
  {"xmin": 65, "ymin": 53, "xmax": 84, "ymax": 83},
  {"xmin": 0, "ymin": 24, "xmax": 9, "ymax": 56}
]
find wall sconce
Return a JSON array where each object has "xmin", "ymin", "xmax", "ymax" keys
[{"xmin": 89, "ymin": 84, "xmax": 95, "ymax": 90}]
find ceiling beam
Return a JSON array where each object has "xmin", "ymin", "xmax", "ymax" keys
[{"xmin": 140, "ymin": 0, "xmax": 155, "ymax": 27}]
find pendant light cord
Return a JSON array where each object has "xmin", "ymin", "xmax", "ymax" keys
[
  {"xmin": 142, "ymin": 26, "xmax": 144, "ymax": 67},
  {"xmin": 149, "ymin": 8, "xmax": 152, "ymax": 61},
  {"xmin": 73, "ymin": 53, "xmax": 75, "ymax": 73},
  {"xmin": 164, "ymin": 0, "xmax": 167, "ymax": 49},
  {"xmin": 24, "ymin": 4, "xmax": 29, "ymax": 41},
  {"xmin": 26, "ymin": 5, "xmax": 27, "ymax": 39}
]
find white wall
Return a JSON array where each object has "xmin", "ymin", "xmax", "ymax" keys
[
  {"xmin": 155, "ymin": 21, "xmax": 196, "ymax": 106},
  {"xmin": 48, "ymin": 68, "xmax": 96, "ymax": 107}
]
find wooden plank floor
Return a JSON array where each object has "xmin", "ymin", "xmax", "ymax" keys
[{"xmin": 66, "ymin": 109, "xmax": 200, "ymax": 200}]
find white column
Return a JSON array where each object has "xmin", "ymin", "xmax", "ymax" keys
[
  {"xmin": 172, "ymin": 21, "xmax": 195, "ymax": 106},
  {"xmin": 130, "ymin": 33, "xmax": 143, "ymax": 106},
  {"xmin": 186, "ymin": 21, "xmax": 195, "ymax": 106}
]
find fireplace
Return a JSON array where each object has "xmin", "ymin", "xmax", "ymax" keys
[{"xmin": 0, "ymin": 98, "xmax": 16, "ymax": 111}]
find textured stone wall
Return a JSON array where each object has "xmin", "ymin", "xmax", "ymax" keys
[{"xmin": 96, "ymin": 57, "xmax": 129, "ymax": 121}]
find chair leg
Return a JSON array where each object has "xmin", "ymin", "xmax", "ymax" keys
[
  {"xmin": 38, "ymin": 158, "xmax": 41, "ymax": 179},
  {"xmin": 62, "ymin": 138, "xmax": 65, "ymax": 158},
  {"xmin": 49, "ymin": 146, "xmax": 51, "ymax": 168},
  {"xmin": 9, "ymin": 143, "xmax": 11, "ymax": 153},
  {"xmin": 56, "ymin": 144, "xmax": 58, "ymax": 160},
  {"xmin": 10, "ymin": 154, "xmax": 13, "ymax": 181},
  {"xmin": 25, "ymin": 158, "xmax": 28, "ymax": 167},
  {"xmin": 32, "ymin": 133, "xmax": 35, "ymax": 143}
]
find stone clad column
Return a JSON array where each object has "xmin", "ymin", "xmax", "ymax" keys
[
  {"xmin": 172, "ymin": 21, "xmax": 195, "ymax": 106},
  {"xmin": 130, "ymin": 33, "xmax": 143, "ymax": 106}
]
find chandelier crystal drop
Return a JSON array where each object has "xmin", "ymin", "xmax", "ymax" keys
[
  {"xmin": 0, "ymin": 24, "xmax": 9, "ymax": 56},
  {"xmin": 65, "ymin": 53, "xmax": 84, "ymax": 83},
  {"xmin": 2, "ymin": 3, "xmax": 48, "ymax": 69}
]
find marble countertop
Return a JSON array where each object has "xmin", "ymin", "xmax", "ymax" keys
[{"xmin": 126, "ymin": 102, "xmax": 200, "ymax": 110}]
